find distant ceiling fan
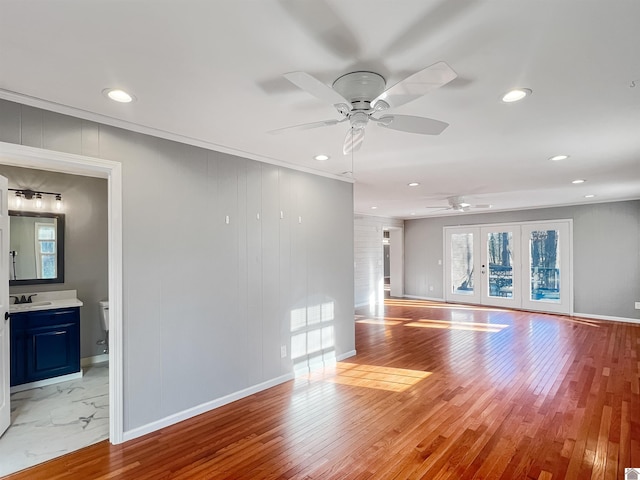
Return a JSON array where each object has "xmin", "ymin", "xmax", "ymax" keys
[
  {"xmin": 268, "ymin": 62, "xmax": 457, "ymax": 154},
  {"xmin": 425, "ymin": 196, "xmax": 492, "ymax": 213}
]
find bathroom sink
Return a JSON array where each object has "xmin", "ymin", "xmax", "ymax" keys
[{"xmin": 26, "ymin": 301, "xmax": 53, "ymax": 307}]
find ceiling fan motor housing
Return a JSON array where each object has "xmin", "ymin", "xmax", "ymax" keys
[{"xmin": 332, "ymin": 71, "xmax": 386, "ymax": 109}]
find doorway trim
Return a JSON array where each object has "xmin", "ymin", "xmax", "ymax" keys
[
  {"xmin": 387, "ymin": 227, "xmax": 404, "ymax": 298},
  {"xmin": 0, "ymin": 141, "xmax": 124, "ymax": 444}
]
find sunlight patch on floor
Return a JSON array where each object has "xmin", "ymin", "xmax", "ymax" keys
[
  {"xmin": 356, "ymin": 318, "xmax": 404, "ymax": 326},
  {"xmin": 405, "ymin": 319, "xmax": 509, "ymax": 333},
  {"xmin": 562, "ymin": 317, "xmax": 601, "ymax": 327},
  {"xmin": 384, "ymin": 299, "xmax": 508, "ymax": 313},
  {"xmin": 308, "ymin": 362, "xmax": 432, "ymax": 393}
]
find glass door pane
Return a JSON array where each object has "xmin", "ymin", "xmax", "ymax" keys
[
  {"xmin": 451, "ymin": 232, "xmax": 475, "ymax": 295},
  {"xmin": 529, "ymin": 229, "xmax": 560, "ymax": 302},
  {"xmin": 445, "ymin": 228, "xmax": 481, "ymax": 305},
  {"xmin": 486, "ymin": 231, "xmax": 513, "ymax": 299},
  {"xmin": 521, "ymin": 221, "xmax": 572, "ymax": 315}
]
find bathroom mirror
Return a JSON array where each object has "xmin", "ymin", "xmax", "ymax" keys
[{"xmin": 9, "ymin": 210, "xmax": 65, "ymax": 286}]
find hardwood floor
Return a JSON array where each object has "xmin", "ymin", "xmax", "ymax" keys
[{"xmin": 4, "ymin": 299, "xmax": 639, "ymax": 479}]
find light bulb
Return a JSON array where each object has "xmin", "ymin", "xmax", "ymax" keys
[
  {"xmin": 14, "ymin": 193, "xmax": 22, "ymax": 208},
  {"xmin": 35, "ymin": 193, "xmax": 43, "ymax": 209},
  {"xmin": 55, "ymin": 195, "xmax": 63, "ymax": 210}
]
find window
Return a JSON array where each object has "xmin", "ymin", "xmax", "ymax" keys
[{"xmin": 35, "ymin": 222, "xmax": 56, "ymax": 279}]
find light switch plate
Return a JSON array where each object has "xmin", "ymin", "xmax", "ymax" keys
[{"xmin": 280, "ymin": 345, "xmax": 287, "ymax": 358}]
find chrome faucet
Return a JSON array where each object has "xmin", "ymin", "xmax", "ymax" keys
[{"xmin": 10, "ymin": 294, "xmax": 37, "ymax": 304}]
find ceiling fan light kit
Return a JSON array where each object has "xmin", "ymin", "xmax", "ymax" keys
[{"xmin": 270, "ymin": 62, "xmax": 458, "ymax": 155}]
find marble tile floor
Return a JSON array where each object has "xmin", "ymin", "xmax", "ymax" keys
[{"xmin": 0, "ymin": 363, "xmax": 109, "ymax": 478}]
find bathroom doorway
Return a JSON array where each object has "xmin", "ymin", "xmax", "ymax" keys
[{"xmin": 0, "ymin": 142, "xmax": 123, "ymax": 474}]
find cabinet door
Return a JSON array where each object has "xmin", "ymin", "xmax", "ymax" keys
[
  {"xmin": 9, "ymin": 314, "xmax": 27, "ymax": 386},
  {"xmin": 25, "ymin": 309, "xmax": 80, "ymax": 382}
]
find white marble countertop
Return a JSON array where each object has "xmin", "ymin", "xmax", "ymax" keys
[{"xmin": 9, "ymin": 290, "xmax": 83, "ymax": 313}]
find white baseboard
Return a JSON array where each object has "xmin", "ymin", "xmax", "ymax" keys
[
  {"xmin": 122, "ymin": 372, "xmax": 294, "ymax": 442},
  {"xmin": 81, "ymin": 354, "xmax": 109, "ymax": 367},
  {"xmin": 403, "ymin": 295, "xmax": 445, "ymax": 302},
  {"xmin": 10, "ymin": 371, "xmax": 83, "ymax": 393},
  {"xmin": 573, "ymin": 312, "xmax": 640, "ymax": 325},
  {"xmin": 336, "ymin": 350, "xmax": 357, "ymax": 361}
]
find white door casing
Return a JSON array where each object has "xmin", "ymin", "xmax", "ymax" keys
[{"xmin": 0, "ymin": 174, "xmax": 10, "ymax": 437}]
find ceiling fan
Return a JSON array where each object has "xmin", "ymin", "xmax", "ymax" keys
[
  {"xmin": 425, "ymin": 196, "xmax": 492, "ymax": 213},
  {"xmin": 268, "ymin": 62, "xmax": 457, "ymax": 154}
]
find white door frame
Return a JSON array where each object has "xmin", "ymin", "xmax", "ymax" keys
[
  {"xmin": 0, "ymin": 141, "xmax": 124, "ymax": 444},
  {"xmin": 388, "ymin": 227, "xmax": 404, "ymax": 298},
  {"xmin": 0, "ymin": 175, "xmax": 10, "ymax": 437}
]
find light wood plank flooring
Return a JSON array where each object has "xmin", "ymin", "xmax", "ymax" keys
[{"xmin": 4, "ymin": 299, "xmax": 639, "ymax": 479}]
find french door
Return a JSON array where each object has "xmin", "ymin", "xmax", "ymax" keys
[{"xmin": 444, "ymin": 220, "xmax": 572, "ymax": 314}]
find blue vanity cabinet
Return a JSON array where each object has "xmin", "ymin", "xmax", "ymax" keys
[{"xmin": 10, "ymin": 307, "xmax": 81, "ymax": 386}]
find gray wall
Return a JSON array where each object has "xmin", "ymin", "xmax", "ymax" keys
[
  {"xmin": 354, "ymin": 214, "xmax": 403, "ymax": 307},
  {"xmin": 0, "ymin": 99, "xmax": 355, "ymax": 433},
  {"xmin": 404, "ymin": 200, "xmax": 640, "ymax": 319},
  {"xmin": 1, "ymin": 165, "xmax": 108, "ymax": 358}
]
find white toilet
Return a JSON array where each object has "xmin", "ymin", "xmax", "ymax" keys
[{"xmin": 98, "ymin": 300, "xmax": 109, "ymax": 354}]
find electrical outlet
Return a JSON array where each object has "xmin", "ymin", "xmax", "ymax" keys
[
  {"xmin": 635, "ymin": 302, "xmax": 640, "ymax": 310},
  {"xmin": 438, "ymin": 259, "xmax": 442, "ymax": 265},
  {"xmin": 429, "ymin": 285, "xmax": 434, "ymax": 292},
  {"xmin": 280, "ymin": 345, "xmax": 287, "ymax": 358}
]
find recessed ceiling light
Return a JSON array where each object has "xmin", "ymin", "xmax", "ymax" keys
[
  {"xmin": 371, "ymin": 206, "xmax": 378, "ymax": 210},
  {"xmin": 572, "ymin": 179, "xmax": 586, "ymax": 184},
  {"xmin": 314, "ymin": 154, "xmax": 330, "ymax": 161},
  {"xmin": 549, "ymin": 155, "xmax": 569, "ymax": 161},
  {"xmin": 103, "ymin": 88, "xmax": 135, "ymax": 103},
  {"xmin": 408, "ymin": 182, "xmax": 420, "ymax": 187},
  {"xmin": 584, "ymin": 194, "xmax": 596, "ymax": 198},
  {"xmin": 501, "ymin": 88, "xmax": 532, "ymax": 103}
]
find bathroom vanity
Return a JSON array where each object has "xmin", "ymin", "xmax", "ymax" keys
[{"xmin": 9, "ymin": 290, "xmax": 83, "ymax": 391}]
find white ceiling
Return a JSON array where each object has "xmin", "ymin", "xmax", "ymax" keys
[{"xmin": 1, "ymin": 0, "xmax": 639, "ymax": 218}]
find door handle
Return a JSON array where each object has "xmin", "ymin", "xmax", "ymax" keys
[{"xmin": 4, "ymin": 311, "xmax": 9, "ymax": 321}]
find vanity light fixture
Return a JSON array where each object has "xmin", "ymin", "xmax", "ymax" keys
[
  {"xmin": 9, "ymin": 188, "xmax": 63, "ymax": 210},
  {"xmin": 501, "ymin": 88, "xmax": 532, "ymax": 103},
  {"xmin": 103, "ymin": 88, "xmax": 135, "ymax": 103}
]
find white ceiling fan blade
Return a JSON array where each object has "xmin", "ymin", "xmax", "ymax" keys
[
  {"xmin": 376, "ymin": 115, "xmax": 449, "ymax": 135},
  {"xmin": 373, "ymin": 61, "xmax": 457, "ymax": 109},
  {"xmin": 284, "ymin": 72, "xmax": 349, "ymax": 106},
  {"xmin": 268, "ymin": 118, "xmax": 343, "ymax": 135},
  {"xmin": 343, "ymin": 128, "xmax": 365, "ymax": 155}
]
